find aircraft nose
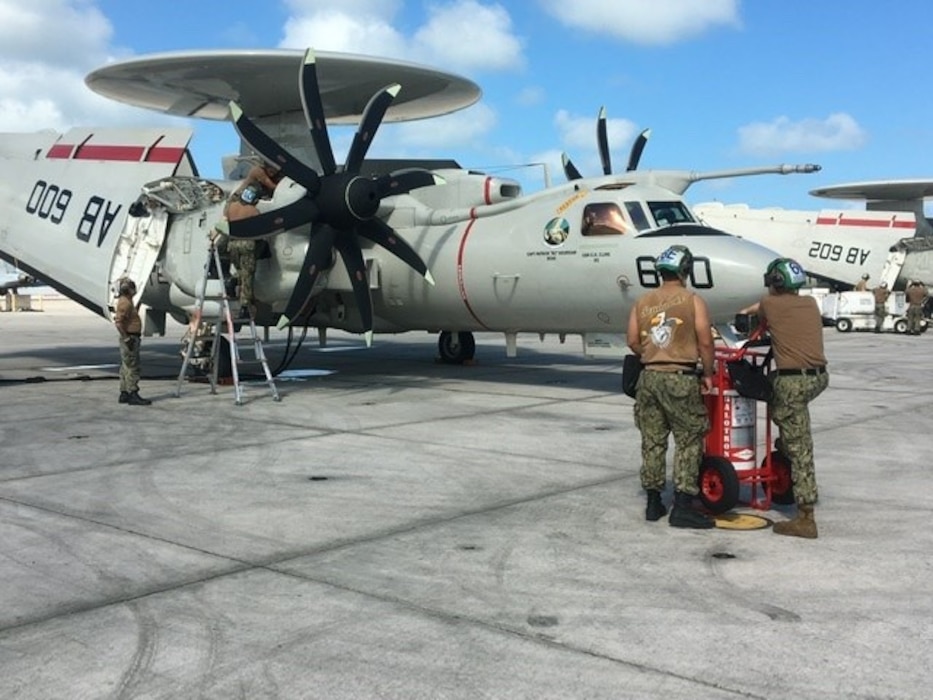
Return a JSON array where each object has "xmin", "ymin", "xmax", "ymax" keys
[{"xmin": 702, "ymin": 233, "xmax": 781, "ymax": 323}]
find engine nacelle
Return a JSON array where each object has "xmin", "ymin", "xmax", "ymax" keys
[{"xmin": 404, "ymin": 169, "xmax": 522, "ymax": 209}]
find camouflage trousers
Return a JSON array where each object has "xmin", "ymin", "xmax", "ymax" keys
[
  {"xmin": 874, "ymin": 303, "xmax": 886, "ymax": 331},
  {"xmin": 770, "ymin": 372, "xmax": 829, "ymax": 505},
  {"xmin": 228, "ymin": 239, "xmax": 257, "ymax": 306},
  {"xmin": 907, "ymin": 304, "xmax": 924, "ymax": 333},
  {"xmin": 119, "ymin": 334, "xmax": 142, "ymax": 392},
  {"xmin": 633, "ymin": 371, "xmax": 710, "ymax": 496}
]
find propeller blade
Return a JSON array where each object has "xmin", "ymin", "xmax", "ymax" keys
[
  {"xmin": 356, "ymin": 218, "xmax": 435, "ymax": 286},
  {"xmin": 375, "ymin": 168, "xmax": 444, "ymax": 198},
  {"xmin": 597, "ymin": 106, "xmax": 612, "ymax": 175},
  {"xmin": 561, "ymin": 153, "xmax": 583, "ymax": 181},
  {"xmin": 277, "ymin": 224, "xmax": 336, "ymax": 329},
  {"xmin": 229, "ymin": 102, "xmax": 320, "ymax": 195},
  {"xmin": 626, "ymin": 128, "xmax": 651, "ymax": 171},
  {"xmin": 228, "ymin": 197, "xmax": 319, "ymax": 239},
  {"xmin": 344, "ymin": 83, "xmax": 401, "ymax": 173},
  {"xmin": 333, "ymin": 234, "xmax": 374, "ymax": 346},
  {"xmin": 299, "ymin": 48, "xmax": 337, "ymax": 176}
]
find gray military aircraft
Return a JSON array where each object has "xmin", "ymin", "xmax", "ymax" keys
[
  {"xmin": 0, "ymin": 48, "xmax": 816, "ymax": 366},
  {"xmin": 694, "ymin": 180, "xmax": 933, "ymax": 291}
]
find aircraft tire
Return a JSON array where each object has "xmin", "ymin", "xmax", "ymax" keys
[
  {"xmin": 835, "ymin": 317, "xmax": 853, "ymax": 333},
  {"xmin": 437, "ymin": 331, "xmax": 476, "ymax": 364},
  {"xmin": 765, "ymin": 450, "xmax": 795, "ymax": 505},
  {"xmin": 698, "ymin": 455, "xmax": 739, "ymax": 514}
]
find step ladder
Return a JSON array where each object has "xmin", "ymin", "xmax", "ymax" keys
[{"xmin": 175, "ymin": 243, "xmax": 280, "ymax": 405}]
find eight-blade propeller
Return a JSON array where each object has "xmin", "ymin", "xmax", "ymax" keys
[
  {"xmin": 562, "ymin": 106, "xmax": 651, "ymax": 181},
  {"xmin": 227, "ymin": 48, "xmax": 437, "ymax": 340}
]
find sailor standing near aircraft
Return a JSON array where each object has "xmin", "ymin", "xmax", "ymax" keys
[
  {"xmin": 854, "ymin": 273, "xmax": 870, "ymax": 292},
  {"xmin": 905, "ymin": 280, "xmax": 928, "ymax": 334},
  {"xmin": 114, "ymin": 278, "xmax": 152, "ymax": 406},
  {"xmin": 627, "ymin": 245, "xmax": 716, "ymax": 529},
  {"xmin": 222, "ymin": 161, "xmax": 282, "ymax": 318},
  {"xmin": 744, "ymin": 258, "xmax": 828, "ymax": 539},
  {"xmin": 872, "ymin": 282, "xmax": 891, "ymax": 332}
]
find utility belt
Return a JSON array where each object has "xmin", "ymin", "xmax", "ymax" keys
[
  {"xmin": 775, "ymin": 366, "xmax": 825, "ymax": 376},
  {"xmin": 644, "ymin": 362, "xmax": 699, "ymax": 376}
]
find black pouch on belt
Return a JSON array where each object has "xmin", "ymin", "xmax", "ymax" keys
[
  {"xmin": 726, "ymin": 359, "xmax": 773, "ymax": 402},
  {"xmin": 621, "ymin": 354, "xmax": 643, "ymax": 399}
]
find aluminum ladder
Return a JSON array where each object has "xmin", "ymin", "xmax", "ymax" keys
[{"xmin": 175, "ymin": 244, "xmax": 280, "ymax": 404}]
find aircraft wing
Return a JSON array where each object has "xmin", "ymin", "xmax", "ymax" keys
[
  {"xmin": 810, "ymin": 179, "xmax": 933, "ymax": 204},
  {"xmin": 0, "ymin": 127, "xmax": 194, "ymax": 316}
]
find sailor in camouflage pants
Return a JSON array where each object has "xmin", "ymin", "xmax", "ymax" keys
[
  {"xmin": 771, "ymin": 373, "xmax": 829, "ymax": 505},
  {"xmin": 634, "ymin": 371, "xmax": 710, "ymax": 496}
]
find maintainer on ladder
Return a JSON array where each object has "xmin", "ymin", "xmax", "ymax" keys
[{"xmin": 175, "ymin": 243, "xmax": 280, "ymax": 405}]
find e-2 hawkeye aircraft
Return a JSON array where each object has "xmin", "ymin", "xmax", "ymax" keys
[
  {"xmin": 694, "ymin": 180, "xmax": 933, "ymax": 291},
  {"xmin": 0, "ymin": 48, "xmax": 817, "ymax": 366}
]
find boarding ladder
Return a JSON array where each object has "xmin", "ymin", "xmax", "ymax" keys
[{"xmin": 174, "ymin": 243, "xmax": 280, "ymax": 405}]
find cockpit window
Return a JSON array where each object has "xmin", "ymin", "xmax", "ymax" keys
[
  {"xmin": 581, "ymin": 203, "xmax": 627, "ymax": 236},
  {"xmin": 647, "ymin": 201, "xmax": 695, "ymax": 228},
  {"xmin": 624, "ymin": 201, "xmax": 652, "ymax": 231}
]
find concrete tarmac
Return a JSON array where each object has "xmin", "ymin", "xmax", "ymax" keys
[{"xmin": 0, "ymin": 300, "xmax": 931, "ymax": 699}]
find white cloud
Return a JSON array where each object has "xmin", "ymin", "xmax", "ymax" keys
[
  {"xmin": 515, "ymin": 86, "xmax": 545, "ymax": 107},
  {"xmin": 280, "ymin": 8, "xmax": 408, "ymax": 57},
  {"xmin": 538, "ymin": 0, "xmax": 740, "ymax": 45},
  {"xmin": 411, "ymin": 1, "xmax": 524, "ymax": 71},
  {"xmin": 0, "ymin": 0, "xmax": 149, "ymax": 132},
  {"xmin": 0, "ymin": 0, "xmax": 113, "ymax": 66},
  {"xmin": 280, "ymin": 0, "xmax": 525, "ymax": 72},
  {"xmin": 737, "ymin": 113, "xmax": 868, "ymax": 156},
  {"xmin": 384, "ymin": 102, "xmax": 498, "ymax": 153}
]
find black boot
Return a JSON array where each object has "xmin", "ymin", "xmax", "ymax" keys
[
  {"xmin": 119, "ymin": 391, "xmax": 130, "ymax": 404},
  {"xmin": 668, "ymin": 491, "xmax": 715, "ymax": 529},
  {"xmin": 126, "ymin": 391, "xmax": 152, "ymax": 406},
  {"xmin": 645, "ymin": 489, "xmax": 667, "ymax": 521}
]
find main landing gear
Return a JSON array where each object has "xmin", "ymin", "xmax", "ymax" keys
[{"xmin": 437, "ymin": 331, "xmax": 476, "ymax": 364}]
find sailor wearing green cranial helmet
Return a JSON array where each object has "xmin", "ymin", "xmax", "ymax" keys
[
  {"xmin": 742, "ymin": 256, "xmax": 828, "ymax": 539},
  {"xmin": 627, "ymin": 243, "xmax": 716, "ymax": 529},
  {"xmin": 763, "ymin": 257, "xmax": 807, "ymax": 290},
  {"xmin": 654, "ymin": 244, "xmax": 693, "ymax": 278}
]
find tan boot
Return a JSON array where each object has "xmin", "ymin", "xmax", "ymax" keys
[{"xmin": 773, "ymin": 504, "xmax": 817, "ymax": 539}]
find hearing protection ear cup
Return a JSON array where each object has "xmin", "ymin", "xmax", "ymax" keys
[{"xmin": 764, "ymin": 258, "xmax": 806, "ymax": 290}]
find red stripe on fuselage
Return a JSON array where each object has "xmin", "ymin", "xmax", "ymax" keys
[
  {"xmin": 456, "ymin": 217, "xmax": 491, "ymax": 330},
  {"xmin": 483, "ymin": 177, "xmax": 492, "ymax": 205},
  {"xmin": 816, "ymin": 215, "xmax": 915, "ymax": 229}
]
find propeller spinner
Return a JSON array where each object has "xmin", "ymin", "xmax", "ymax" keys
[
  {"xmin": 562, "ymin": 106, "xmax": 651, "ymax": 181},
  {"xmin": 227, "ymin": 48, "xmax": 438, "ymax": 340}
]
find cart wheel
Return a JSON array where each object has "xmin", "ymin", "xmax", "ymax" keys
[
  {"xmin": 835, "ymin": 317, "xmax": 853, "ymax": 333},
  {"xmin": 765, "ymin": 451, "xmax": 795, "ymax": 505},
  {"xmin": 698, "ymin": 456, "xmax": 739, "ymax": 514},
  {"xmin": 894, "ymin": 318, "xmax": 908, "ymax": 334}
]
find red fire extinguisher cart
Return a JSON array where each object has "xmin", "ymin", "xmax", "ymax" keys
[{"xmin": 697, "ymin": 332, "xmax": 795, "ymax": 513}]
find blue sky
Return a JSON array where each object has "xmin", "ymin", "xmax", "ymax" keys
[{"xmin": 2, "ymin": 0, "xmax": 932, "ymax": 211}]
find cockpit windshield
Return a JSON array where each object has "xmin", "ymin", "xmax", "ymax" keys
[
  {"xmin": 647, "ymin": 201, "xmax": 695, "ymax": 228},
  {"xmin": 581, "ymin": 203, "xmax": 627, "ymax": 236}
]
